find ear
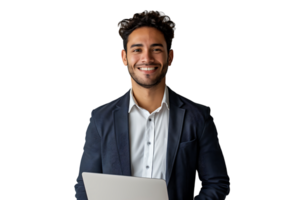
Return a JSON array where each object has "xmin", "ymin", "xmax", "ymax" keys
[
  {"xmin": 121, "ymin": 49, "xmax": 128, "ymax": 66},
  {"xmin": 168, "ymin": 49, "xmax": 174, "ymax": 66}
]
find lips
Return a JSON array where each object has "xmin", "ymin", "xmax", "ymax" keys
[
  {"xmin": 138, "ymin": 67, "xmax": 158, "ymax": 70},
  {"xmin": 137, "ymin": 67, "xmax": 158, "ymax": 74}
]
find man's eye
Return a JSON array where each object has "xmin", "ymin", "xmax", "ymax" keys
[{"xmin": 133, "ymin": 49, "xmax": 161, "ymax": 52}]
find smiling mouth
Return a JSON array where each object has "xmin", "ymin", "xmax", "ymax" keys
[{"xmin": 138, "ymin": 67, "xmax": 158, "ymax": 71}]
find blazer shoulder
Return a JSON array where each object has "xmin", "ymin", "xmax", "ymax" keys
[
  {"xmin": 90, "ymin": 90, "xmax": 129, "ymax": 120},
  {"xmin": 184, "ymin": 97, "xmax": 212, "ymax": 119},
  {"xmin": 173, "ymin": 86, "xmax": 212, "ymax": 116}
]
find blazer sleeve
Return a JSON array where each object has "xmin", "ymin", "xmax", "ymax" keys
[
  {"xmin": 194, "ymin": 107, "xmax": 230, "ymax": 200},
  {"xmin": 74, "ymin": 110, "xmax": 103, "ymax": 200}
]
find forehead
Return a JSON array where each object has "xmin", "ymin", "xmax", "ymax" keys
[{"xmin": 127, "ymin": 26, "xmax": 166, "ymax": 46}]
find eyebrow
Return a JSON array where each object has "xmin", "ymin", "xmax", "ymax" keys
[{"xmin": 130, "ymin": 43, "xmax": 164, "ymax": 48}]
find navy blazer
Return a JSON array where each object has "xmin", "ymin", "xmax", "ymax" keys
[{"xmin": 75, "ymin": 86, "xmax": 230, "ymax": 200}]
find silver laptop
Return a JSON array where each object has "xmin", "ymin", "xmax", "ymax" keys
[{"xmin": 82, "ymin": 172, "xmax": 169, "ymax": 200}]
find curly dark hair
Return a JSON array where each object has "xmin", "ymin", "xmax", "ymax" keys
[{"xmin": 118, "ymin": 10, "xmax": 176, "ymax": 54}]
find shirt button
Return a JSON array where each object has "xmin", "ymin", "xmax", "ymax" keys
[
  {"xmin": 147, "ymin": 142, "xmax": 151, "ymax": 145},
  {"xmin": 148, "ymin": 118, "xmax": 151, "ymax": 121},
  {"xmin": 146, "ymin": 165, "xmax": 149, "ymax": 169}
]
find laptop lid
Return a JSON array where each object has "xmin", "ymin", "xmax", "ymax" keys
[{"xmin": 82, "ymin": 172, "xmax": 169, "ymax": 200}]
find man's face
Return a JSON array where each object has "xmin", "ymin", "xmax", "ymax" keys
[{"xmin": 122, "ymin": 26, "xmax": 173, "ymax": 88}]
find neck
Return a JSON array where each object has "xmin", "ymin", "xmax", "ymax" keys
[{"xmin": 131, "ymin": 78, "xmax": 166, "ymax": 114}]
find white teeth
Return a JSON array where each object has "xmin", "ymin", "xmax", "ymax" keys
[{"xmin": 139, "ymin": 67, "xmax": 156, "ymax": 71}]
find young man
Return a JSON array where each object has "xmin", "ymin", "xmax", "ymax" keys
[{"xmin": 75, "ymin": 10, "xmax": 230, "ymax": 200}]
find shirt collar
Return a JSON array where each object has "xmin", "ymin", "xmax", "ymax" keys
[{"xmin": 128, "ymin": 85, "xmax": 170, "ymax": 113}]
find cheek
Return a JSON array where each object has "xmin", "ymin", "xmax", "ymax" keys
[
  {"xmin": 154, "ymin": 53, "xmax": 166, "ymax": 63},
  {"xmin": 128, "ymin": 55, "xmax": 139, "ymax": 66}
]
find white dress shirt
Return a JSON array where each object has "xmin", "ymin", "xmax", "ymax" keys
[{"xmin": 128, "ymin": 85, "xmax": 170, "ymax": 180}]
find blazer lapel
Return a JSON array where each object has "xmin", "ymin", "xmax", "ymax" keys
[
  {"xmin": 165, "ymin": 86, "xmax": 186, "ymax": 186},
  {"xmin": 112, "ymin": 86, "xmax": 186, "ymax": 183},
  {"xmin": 113, "ymin": 90, "xmax": 132, "ymax": 176}
]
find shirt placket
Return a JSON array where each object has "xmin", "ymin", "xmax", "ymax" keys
[{"xmin": 144, "ymin": 112, "xmax": 155, "ymax": 178}]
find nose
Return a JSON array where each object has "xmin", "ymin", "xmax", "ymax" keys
[{"xmin": 141, "ymin": 49, "xmax": 154, "ymax": 64}]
